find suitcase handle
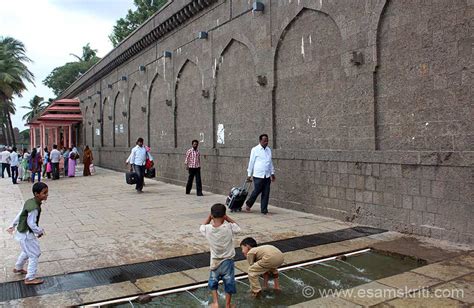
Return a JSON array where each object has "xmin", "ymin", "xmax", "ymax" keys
[{"xmin": 241, "ymin": 179, "xmax": 251, "ymax": 191}]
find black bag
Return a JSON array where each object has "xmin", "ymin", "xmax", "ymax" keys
[
  {"xmin": 126, "ymin": 171, "xmax": 138, "ymax": 185},
  {"xmin": 145, "ymin": 168, "xmax": 156, "ymax": 178},
  {"xmin": 226, "ymin": 180, "xmax": 251, "ymax": 212}
]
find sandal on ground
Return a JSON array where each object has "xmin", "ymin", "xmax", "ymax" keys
[
  {"xmin": 24, "ymin": 278, "xmax": 44, "ymax": 285},
  {"xmin": 13, "ymin": 268, "xmax": 27, "ymax": 274}
]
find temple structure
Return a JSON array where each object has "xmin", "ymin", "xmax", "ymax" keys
[{"xmin": 27, "ymin": 98, "xmax": 82, "ymax": 151}]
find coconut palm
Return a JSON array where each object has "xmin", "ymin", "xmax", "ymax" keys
[
  {"xmin": 0, "ymin": 100, "xmax": 16, "ymax": 144},
  {"xmin": 22, "ymin": 95, "xmax": 47, "ymax": 123},
  {"xmin": 0, "ymin": 36, "xmax": 34, "ymax": 145}
]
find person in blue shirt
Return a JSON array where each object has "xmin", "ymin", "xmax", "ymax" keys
[{"xmin": 245, "ymin": 134, "xmax": 275, "ymax": 215}]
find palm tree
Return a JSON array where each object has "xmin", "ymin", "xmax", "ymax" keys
[
  {"xmin": 0, "ymin": 36, "xmax": 34, "ymax": 145},
  {"xmin": 70, "ymin": 43, "xmax": 98, "ymax": 62},
  {"xmin": 22, "ymin": 95, "xmax": 47, "ymax": 123},
  {"xmin": 0, "ymin": 100, "xmax": 16, "ymax": 144}
]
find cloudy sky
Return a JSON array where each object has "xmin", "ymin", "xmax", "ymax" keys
[{"xmin": 0, "ymin": 0, "xmax": 135, "ymax": 130}]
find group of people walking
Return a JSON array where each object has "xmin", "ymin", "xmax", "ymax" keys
[
  {"xmin": 126, "ymin": 134, "xmax": 275, "ymax": 215},
  {"xmin": 0, "ymin": 144, "xmax": 93, "ymax": 184}
]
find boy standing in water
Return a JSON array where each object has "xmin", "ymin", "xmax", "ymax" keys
[
  {"xmin": 200, "ymin": 203, "xmax": 240, "ymax": 308},
  {"xmin": 240, "ymin": 237, "xmax": 284, "ymax": 296},
  {"xmin": 7, "ymin": 182, "xmax": 49, "ymax": 285}
]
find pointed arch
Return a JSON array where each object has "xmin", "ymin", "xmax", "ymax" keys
[
  {"xmin": 103, "ymin": 96, "xmax": 113, "ymax": 147},
  {"xmin": 148, "ymin": 72, "xmax": 173, "ymax": 148},
  {"xmin": 128, "ymin": 83, "xmax": 138, "ymax": 147},
  {"xmin": 274, "ymin": 8, "xmax": 364, "ymax": 150},
  {"xmin": 113, "ymin": 91, "xmax": 122, "ymax": 147},
  {"xmin": 91, "ymin": 102, "xmax": 97, "ymax": 147},
  {"xmin": 175, "ymin": 59, "xmax": 211, "ymax": 148},
  {"xmin": 213, "ymin": 38, "xmax": 262, "ymax": 149},
  {"xmin": 84, "ymin": 106, "xmax": 89, "ymax": 146}
]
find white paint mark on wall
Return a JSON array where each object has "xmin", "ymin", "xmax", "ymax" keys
[
  {"xmin": 217, "ymin": 124, "xmax": 225, "ymax": 144},
  {"xmin": 163, "ymin": 58, "xmax": 166, "ymax": 80},
  {"xmin": 119, "ymin": 124, "xmax": 124, "ymax": 133},
  {"xmin": 319, "ymin": 0, "xmax": 323, "ymax": 9},
  {"xmin": 200, "ymin": 132, "xmax": 205, "ymax": 143},
  {"xmin": 297, "ymin": 0, "xmax": 300, "ymax": 5},
  {"xmin": 307, "ymin": 116, "xmax": 317, "ymax": 127},
  {"xmin": 309, "ymin": 35, "xmax": 312, "ymax": 45},
  {"xmin": 96, "ymin": 128, "xmax": 100, "ymax": 136},
  {"xmin": 160, "ymin": 130, "xmax": 167, "ymax": 139},
  {"xmin": 213, "ymin": 58, "xmax": 217, "ymax": 79},
  {"xmin": 301, "ymin": 36, "xmax": 305, "ymax": 58}
]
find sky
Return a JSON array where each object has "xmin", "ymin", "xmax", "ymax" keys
[{"xmin": 0, "ymin": 0, "xmax": 135, "ymax": 130}]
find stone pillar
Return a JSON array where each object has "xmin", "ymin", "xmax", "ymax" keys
[{"xmin": 68, "ymin": 125, "xmax": 72, "ymax": 148}]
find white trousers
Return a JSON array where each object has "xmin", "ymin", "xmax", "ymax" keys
[{"xmin": 15, "ymin": 233, "xmax": 41, "ymax": 280}]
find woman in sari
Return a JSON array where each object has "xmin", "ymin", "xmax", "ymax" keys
[
  {"xmin": 29, "ymin": 148, "xmax": 42, "ymax": 183},
  {"xmin": 68, "ymin": 147, "xmax": 77, "ymax": 177},
  {"xmin": 82, "ymin": 145, "xmax": 93, "ymax": 176}
]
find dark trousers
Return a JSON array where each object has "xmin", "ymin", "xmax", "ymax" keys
[
  {"xmin": 246, "ymin": 177, "xmax": 271, "ymax": 214},
  {"xmin": 11, "ymin": 166, "xmax": 18, "ymax": 184},
  {"xmin": 133, "ymin": 164, "xmax": 145, "ymax": 191},
  {"xmin": 1, "ymin": 163, "xmax": 11, "ymax": 178},
  {"xmin": 186, "ymin": 167, "xmax": 202, "ymax": 195},
  {"xmin": 52, "ymin": 162, "xmax": 60, "ymax": 180},
  {"xmin": 64, "ymin": 158, "xmax": 69, "ymax": 176},
  {"xmin": 31, "ymin": 171, "xmax": 41, "ymax": 183}
]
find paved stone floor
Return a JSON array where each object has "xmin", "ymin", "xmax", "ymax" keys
[
  {"xmin": 0, "ymin": 166, "xmax": 472, "ymax": 307},
  {"xmin": 0, "ymin": 166, "xmax": 354, "ymax": 283}
]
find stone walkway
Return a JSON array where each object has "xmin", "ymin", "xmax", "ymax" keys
[
  {"xmin": 0, "ymin": 166, "xmax": 472, "ymax": 307},
  {"xmin": 0, "ymin": 166, "xmax": 352, "ymax": 284}
]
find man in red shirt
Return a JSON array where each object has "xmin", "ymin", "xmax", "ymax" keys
[{"xmin": 184, "ymin": 140, "xmax": 203, "ymax": 196}]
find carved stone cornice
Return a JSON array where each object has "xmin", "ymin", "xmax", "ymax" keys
[{"xmin": 60, "ymin": 0, "xmax": 218, "ymax": 99}]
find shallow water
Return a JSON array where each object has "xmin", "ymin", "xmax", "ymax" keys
[{"xmin": 114, "ymin": 251, "xmax": 421, "ymax": 307}]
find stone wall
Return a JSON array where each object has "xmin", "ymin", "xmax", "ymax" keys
[{"xmin": 67, "ymin": 0, "xmax": 473, "ymax": 243}]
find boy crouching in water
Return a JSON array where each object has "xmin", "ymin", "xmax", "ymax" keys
[
  {"xmin": 240, "ymin": 237, "xmax": 284, "ymax": 296},
  {"xmin": 7, "ymin": 182, "xmax": 48, "ymax": 285},
  {"xmin": 200, "ymin": 203, "xmax": 240, "ymax": 308}
]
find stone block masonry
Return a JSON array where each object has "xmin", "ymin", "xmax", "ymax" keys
[{"xmin": 62, "ymin": 0, "xmax": 473, "ymax": 243}]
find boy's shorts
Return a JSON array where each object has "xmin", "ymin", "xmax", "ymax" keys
[{"xmin": 208, "ymin": 259, "xmax": 236, "ymax": 294}]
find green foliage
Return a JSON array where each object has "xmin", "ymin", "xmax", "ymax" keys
[
  {"xmin": 109, "ymin": 0, "xmax": 167, "ymax": 47},
  {"xmin": 22, "ymin": 95, "xmax": 48, "ymax": 122},
  {"xmin": 0, "ymin": 36, "xmax": 34, "ymax": 145},
  {"xmin": 43, "ymin": 43, "xmax": 100, "ymax": 96}
]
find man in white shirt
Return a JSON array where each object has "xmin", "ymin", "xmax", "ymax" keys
[
  {"xmin": 245, "ymin": 134, "xmax": 275, "ymax": 215},
  {"xmin": 50, "ymin": 144, "xmax": 61, "ymax": 180},
  {"xmin": 126, "ymin": 137, "xmax": 147, "ymax": 192},
  {"xmin": 1, "ymin": 146, "xmax": 12, "ymax": 178},
  {"xmin": 10, "ymin": 147, "xmax": 19, "ymax": 184}
]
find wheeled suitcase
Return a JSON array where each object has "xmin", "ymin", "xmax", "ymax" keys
[
  {"xmin": 145, "ymin": 168, "xmax": 156, "ymax": 178},
  {"xmin": 226, "ymin": 180, "xmax": 251, "ymax": 212},
  {"xmin": 126, "ymin": 171, "xmax": 138, "ymax": 185}
]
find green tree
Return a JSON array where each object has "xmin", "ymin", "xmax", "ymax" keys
[
  {"xmin": 43, "ymin": 44, "xmax": 100, "ymax": 96},
  {"xmin": 22, "ymin": 95, "xmax": 48, "ymax": 123},
  {"xmin": 109, "ymin": 0, "xmax": 167, "ymax": 47},
  {"xmin": 0, "ymin": 36, "xmax": 34, "ymax": 146}
]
